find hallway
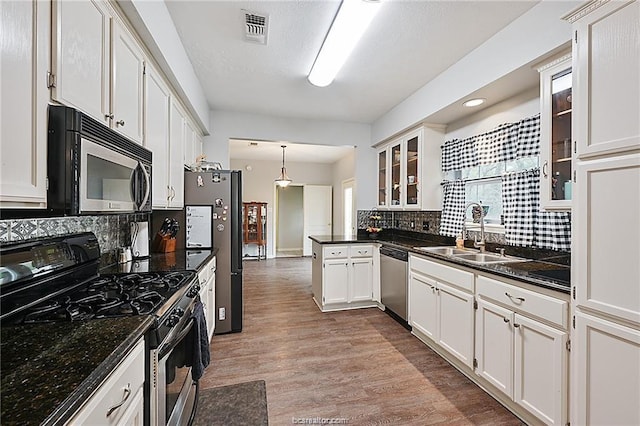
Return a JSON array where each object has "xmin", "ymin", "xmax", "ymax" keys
[{"xmin": 200, "ymin": 257, "xmax": 523, "ymax": 425}]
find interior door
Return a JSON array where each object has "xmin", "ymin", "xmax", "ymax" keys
[{"xmin": 303, "ymin": 185, "xmax": 332, "ymax": 256}]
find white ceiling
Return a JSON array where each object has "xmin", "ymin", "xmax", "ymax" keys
[
  {"xmin": 229, "ymin": 139, "xmax": 354, "ymax": 164},
  {"xmin": 165, "ymin": 0, "xmax": 540, "ymax": 125}
]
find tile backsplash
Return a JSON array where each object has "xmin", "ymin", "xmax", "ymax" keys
[
  {"xmin": 358, "ymin": 210, "xmax": 507, "ymax": 245},
  {"xmin": 0, "ymin": 213, "xmax": 149, "ymax": 257}
]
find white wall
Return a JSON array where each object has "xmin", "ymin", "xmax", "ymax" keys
[
  {"xmin": 445, "ymin": 87, "xmax": 540, "ymax": 140},
  {"xmin": 331, "ymin": 149, "xmax": 356, "ymax": 235},
  {"xmin": 231, "ymin": 158, "xmax": 333, "ymax": 258},
  {"xmin": 371, "ymin": 0, "xmax": 580, "ymax": 144},
  {"xmin": 209, "ymin": 110, "xmax": 375, "ymax": 209}
]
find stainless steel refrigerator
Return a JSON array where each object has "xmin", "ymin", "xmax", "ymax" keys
[{"xmin": 184, "ymin": 170, "xmax": 242, "ymax": 334}]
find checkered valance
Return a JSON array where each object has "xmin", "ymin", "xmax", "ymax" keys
[
  {"xmin": 502, "ymin": 168, "xmax": 571, "ymax": 250},
  {"xmin": 441, "ymin": 114, "xmax": 540, "ymax": 172}
]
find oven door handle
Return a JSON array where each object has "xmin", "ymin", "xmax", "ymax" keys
[{"xmin": 158, "ymin": 317, "xmax": 195, "ymax": 360}]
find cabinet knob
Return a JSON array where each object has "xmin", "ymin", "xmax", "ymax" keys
[
  {"xmin": 503, "ymin": 317, "xmax": 510, "ymax": 323},
  {"xmin": 116, "ymin": 119, "xmax": 125, "ymax": 127},
  {"xmin": 105, "ymin": 113, "xmax": 114, "ymax": 120},
  {"xmin": 513, "ymin": 323, "xmax": 521, "ymax": 328}
]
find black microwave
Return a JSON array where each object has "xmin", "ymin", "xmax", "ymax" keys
[{"xmin": 47, "ymin": 105, "xmax": 152, "ymax": 215}]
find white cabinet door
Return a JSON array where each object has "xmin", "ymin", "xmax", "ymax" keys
[
  {"xmin": 408, "ymin": 273, "xmax": 438, "ymax": 341},
  {"xmin": 514, "ymin": 314, "xmax": 568, "ymax": 426},
  {"xmin": 168, "ymin": 99, "xmax": 186, "ymax": 209},
  {"xmin": 573, "ymin": 312, "xmax": 640, "ymax": 426},
  {"xmin": 350, "ymin": 258, "xmax": 373, "ymax": 303},
  {"xmin": 52, "ymin": 0, "xmax": 111, "ymax": 125},
  {"xmin": 183, "ymin": 119, "xmax": 196, "ymax": 167},
  {"xmin": 574, "ymin": 153, "xmax": 640, "ymax": 325},
  {"xmin": 475, "ymin": 299, "xmax": 513, "ymax": 398},
  {"xmin": 111, "ymin": 20, "xmax": 144, "ymax": 144},
  {"xmin": 0, "ymin": 0, "xmax": 49, "ymax": 207},
  {"xmin": 438, "ymin": 281, "xmax": 475, "ymax": 368},
  {"xmin": 144, "ymin": 63, "xmax": 171, "ymax": 209},
  {"xmin": 323, "ymin": 260, "xmax": 348, "ymax": 305},
  {"xmin": 573, "ymin": 0, "xmax": 640, "ymax": 158}
]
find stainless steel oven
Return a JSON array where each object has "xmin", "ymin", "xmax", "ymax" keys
[{"xmin": 47, "ymin": 105, "xmax": 152, "ymax": 215}]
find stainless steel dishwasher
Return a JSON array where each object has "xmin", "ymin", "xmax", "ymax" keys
[{"xmin": 380, "ymin": 245, "xmax": 409, "ymax": 323}]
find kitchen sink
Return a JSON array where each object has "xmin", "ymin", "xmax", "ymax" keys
[
  {"xmin": 454, "ymin": 252, "xmax": 527, "ymax": 264},
  {"xmin": 414, "ymin": 246, "xmax": 528, "ymax": 265},
  {"xmin": 414, "ymin": 246, "xmax": 469, "ymax": 256}
]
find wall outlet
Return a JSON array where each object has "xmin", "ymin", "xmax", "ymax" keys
[
  {"xmin": 422, "ymin": 221, "xmax": 430, "ymax": 231},
  {"xmin": 219, "ymin": 307, "xmax": 226, "ymax": 321},
  {"xmin": 410, "ymin": 221, "xmax": 415, "ymax": 229}
]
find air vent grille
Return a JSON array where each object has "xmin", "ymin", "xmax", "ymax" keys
[{"xmin": 244, "ymin": 11, "xmax": 268, "ymax": 45}]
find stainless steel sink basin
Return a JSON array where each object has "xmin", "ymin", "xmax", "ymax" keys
[
  {"xmin": 414, "ymin": 246, "xmax": 528, "ymax": 265},
  {"xmin": 454, "ymin": 252, "xmax": 527, "ymax": 264},
  {"xmin": 414, "ymin": 246, "xmax": 469, "ymax": 256}
]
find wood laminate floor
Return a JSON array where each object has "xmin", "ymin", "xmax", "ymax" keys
[{"xmin": 201, "ymin": 257, "xmax": 523, "ymax": 425}]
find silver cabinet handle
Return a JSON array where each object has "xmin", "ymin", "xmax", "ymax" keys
[
  {"xmin": 513, "ymin": 323, "xmax": 521, "ymax": 328},
  {"xmin": 105, "ymin": 113, "xmax": 114, "ymax": 119},
  {"xmin": 331, "ymin": 251, "xmax": 341, "ymax": 256},
  {"xmin": 505, "ymin": 292, "xmax": 525, "ymax": 303},
  {"xmin": 106, "ymin": 383, "xmax": 131, "ymax": 417},
  {"xmin": 542, "ymin": 161, "xmax": 548, "ymax": 178},
  {"xmin": 116, "ymin": 119, "xmax": 125, "ymax": 127}
]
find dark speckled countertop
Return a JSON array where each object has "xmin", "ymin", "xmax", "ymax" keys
[
  {"xmin": 310, "ymin": 233, "xmax": 570, "ymax": 293},
  {"xmin": 1, "ymin": 316, "xmax": 152, "ymax": 425},
  {"xmin": 1, "ymin": 249, "xmax": 218, "ymax": 425}
]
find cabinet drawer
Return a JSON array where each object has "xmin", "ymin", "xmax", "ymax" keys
[
  {"xmin": 68, "ymin": 339, "xmax": 145, "ymax": 425},
  {"xmin": 409, "ymin": 254, "xmax": 474, "ymax": 293},
  {"xmin": 477, "ymin": 276, "xmax": 569, "ymax": 329},
  {"xmin": 324, "ymin": 246, "xmax": 349, "ymax": 259},
  {"xmin": 349, "ymin": 245, "xmax": 375, "ymax": 258}
]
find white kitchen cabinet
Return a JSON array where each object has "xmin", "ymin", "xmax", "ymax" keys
[
  {"xmin": 0, "ymin": 0, "xmax": 49, "ymax": 208},
  {"xmin": 111, "ymin": 18, "xmax": 145, "ymax": 144},
  {"xmin": 566, "ymin": 2, "xmax": 640, "ymax": 423},
  {"xmin": 144, "ymin": 62, "xmax": 171, "ymax": 209},
  {"xmin": 146, "ymin": 64, "xmax": 184, "ymax": 210},
  {"xmin": 183, "ymin": 119, "xmax": 197, "ymax": 167},
  {"xmin": 195, "ymin": 255, "xmax": 216, "ymax": 341},
  {"xmin": 52, "ymin": 0, "xmax": 145, "ymax": 144},
  {"xmin": 537, "ymin": 53, "xmax": 572, "ymax": 211},
  {"xmin": 376, "ymin": 125, "xmax": 444, "ymax": 211},
  {"xmin": 574, "ymin": 153, "xmax": 640, "ymax": 324},
  {"xmin": 572, "ymin": 311, "xmax": 640, "ymax": 426},
  {"xmin": 476, "ymin": 276, "xmax": 568, "ymax": 426},
  {"xmin": 571, "ymin": 0, "xmax": 640, "ymax": 159},
  {"xmin": 67, "ymin": 339, "xmax": 145, "ymax": 425},
  {"xmin": 408, "ymin": 255, "xmax": 475, "ymax": 368},
  {"xmin": 52, "ymin": 0, "xmax": 111, "ymax": 125},
  {"xmin": 312, "ymin": 243, "xmax": 379, "ymax": 311}
]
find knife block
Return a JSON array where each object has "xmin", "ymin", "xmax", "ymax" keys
[{"xmin": 152, "ymin": 234, "xmax": 176, "ymax": 253}]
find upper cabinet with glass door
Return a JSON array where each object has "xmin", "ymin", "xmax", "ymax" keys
[
  {"xmin": 376, "ymin": 127, "xmax": 424, "ymax": 210},
  {"xmin": 538, "ymin": 54, "xmax": 572, "ymax": 211}
]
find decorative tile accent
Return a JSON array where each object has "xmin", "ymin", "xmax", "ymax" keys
[
  {"xmin": 9, "ymin": 220, "xmax": 39, "ymax": 240},
  {"xmin": 0, "ymin": 221, "xmax": 9, "ymax": 242}
]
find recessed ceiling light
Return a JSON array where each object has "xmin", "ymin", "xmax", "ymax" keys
[{"xmin": 463, "ymin": 98, "xmax": 486, "ymax": 107}]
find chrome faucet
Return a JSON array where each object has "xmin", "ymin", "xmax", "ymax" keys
[{"xmin": 463, "ymin": 202, "xmax": 486, "ymax": 253}]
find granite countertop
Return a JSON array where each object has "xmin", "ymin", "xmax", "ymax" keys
[
  {"xmin": 309, "ymin": 234, "xmax": 570, "ymax": 294},
  {"xmin": 1, "ymin": 249, "xmax": 218, "ymax": 425},
  {"xmin": 0, "ymin": 315, "xmax": 153, "ymax": 425},
  {"xmin": 99, "ymin": 248, "xmax": 218, "ymax": 274}
]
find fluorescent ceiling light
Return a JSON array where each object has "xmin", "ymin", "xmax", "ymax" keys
[
  {"xmin": 308, "ymin": 0, "xmax": 382, "ymax": 87},
  {"xmin": 463, "ymin": 98, "xmax": 486, "ymax": 107}
]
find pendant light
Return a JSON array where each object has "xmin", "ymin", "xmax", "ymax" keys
[{"xmin": 275, "ymin": 145, "xmax": 292, "ymax": 187}]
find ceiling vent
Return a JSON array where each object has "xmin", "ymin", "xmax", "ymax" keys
[{"xmin": 243, "ymin": 11, "xmax": 269, "ymax": 45}]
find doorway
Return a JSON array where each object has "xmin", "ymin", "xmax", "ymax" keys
[
  {"xmin": 275, "ymin": 185, "xmax": 304, "ymax": 257},
  {"xmin": 342, "ymin": 178, "xmax": 356, "ymax": 236}
]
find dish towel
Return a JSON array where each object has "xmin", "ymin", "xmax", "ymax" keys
[{"xmin": 187, "ymin": 299, "xmax": 211, "ymax": 381}]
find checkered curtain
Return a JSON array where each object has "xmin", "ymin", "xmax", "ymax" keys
[
  {"xmin": 441, "ymin": 114, "xmax": 540, "ymax": 171},
  {"xmin": 440, "ymin": 180, "xmax": 466, "ymax": 237},
  {"xmin": 502, "ymin": 169, "xmax": 571, "ymax": 250}
]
